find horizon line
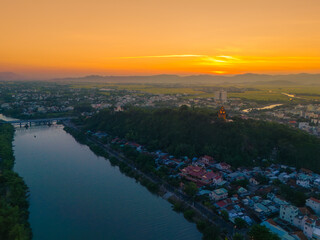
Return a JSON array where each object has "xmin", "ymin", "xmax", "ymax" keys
[{"xmin": 2, "ymin": 71, "xmax": 320, "ymax": 81}]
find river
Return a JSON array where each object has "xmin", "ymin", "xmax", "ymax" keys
[
  {"xmin": 242, "ymin": 104, "xmax": 283, "ymax": 113},
  {"xmin": 12, "ymin": 124, "xmax": 201, "ymax": 240}
]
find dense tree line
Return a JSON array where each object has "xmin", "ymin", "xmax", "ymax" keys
[
  {"xmin": 0, "ymin": 124, "xmax": 31, "ymax": 239},
  {"xmin": 84, "ymin": 106, "xmax": 320, "ymax": 171}
]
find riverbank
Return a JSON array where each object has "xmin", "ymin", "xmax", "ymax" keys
[
  {"xmin": 63, "ymin": 122, "xmax": 240, "ymax": 240},
  {"xmin": 0, "ymin": 123, "xmax": 32, "ymax": 239}
]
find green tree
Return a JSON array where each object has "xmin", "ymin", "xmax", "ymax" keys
[
  {"xmin": 74, "ymin": 103, "xmax": 94, "ymax": 113},
  {"xmin": 234, "ymin": 218, "xmax": 247, "ymax": 229},
  {"xmin": 279, "ymin": 184, "xmax": 306, "ymax": 207},
  {"xmin": 184, "ymin": 182, "xmax": 198, "ymax": 197},
  {"xmin": 272, "ymin": 179, "xmax": 281, "ymax": 186},
  {"xmin": 0, "ymin": 124, "xmax": 31, "ymax": 240},
  {"xmin": 183, "ymin": 209, "xmax": 195, "ymax": 221},
  {"xmin": 248, "ymin": 225, "xmax": 280, "ymax": 240},
  {"xmin": 233, "ymin": 233, "xmax": 244, "ymax": 240},
  {"xmin": 202, "ymin": 225, "xmax": 221, "ymax": 240},
  {"xmin": 256, "ymin": 173, "xmax": 269, "ymax": 185},
  {"xmin": 231, "ymin": 179, "xmax": 249, "ymax": 188},
  {"xmin": 220, "ymin": 210, "xmax": 229, "ymax": 221}
]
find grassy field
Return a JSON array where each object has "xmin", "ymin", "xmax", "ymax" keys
[
  {"xmin": 71, "ymin": 83, "xmax": 205, "ymax": 95},
  {"xmin": 70, "ymin": 83, "xmax": 320, "ymax": 102},
  {"xmin": 228, "ymin": 90, "xmax": 289, "ymax": 102},
  {"xmin": 225, "ymin": 86, "xmax": 320, "ymax": 102},
  {"xmin": 185, "ymin": 90, "xmax": 289, "ymax": 102}
]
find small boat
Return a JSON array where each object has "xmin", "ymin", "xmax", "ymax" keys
[{"xmin": 34, "ymin": 135, "xmax": 36, "ymax": 138}]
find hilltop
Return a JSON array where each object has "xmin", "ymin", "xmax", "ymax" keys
[
  {"xmin": 83, "ymin": 107, "xmax": 320, "ymax": 171},
  {"xmin": 0, "ymin": 72, "xmax": 22, "ymax": 81}
]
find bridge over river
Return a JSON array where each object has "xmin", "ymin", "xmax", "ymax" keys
[{"xmin": 0, "ymin": 117, "xmax": 75, "ymax": 127}]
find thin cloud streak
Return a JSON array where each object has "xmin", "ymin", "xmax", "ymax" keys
[{"xmin": 119, "ymin": 54, "xmax": 205, "ymax": 59}]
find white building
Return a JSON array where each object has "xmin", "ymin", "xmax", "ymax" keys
[
  {"xmin": 210, "ymin": 188, "xmax": 228, "ymax": 201},
  {"xmin": 280, "ymin": 204, "xmax": 299, "ymax": 224},
  {"xmin": 293, "ymin": 215, "xmax": 319, "ymax": 238},
  {"xmin": 293, "ymin": 215, "xmax": 304, "ymax": 229},
  {"xmin": 249, "ymin": 177, "xmax": 259, "ymax": 185},
  {"xmin": 114, "ymin": 105, "xmax": 124, "ymax": 112},
  {"xmin": 296, "ymin": 179, "xmax": 310, "ymax": 188},
  {"xmin": 299, "ymin": 122, "xmax": 309, "ymax": 129},
  {"xmin": 214, "ymin": 90, "xmax": 227, "ymax": 103},
  {"xmin": 306, "ymin": 197, "xmax": 320, "ymax": 215},
  {"xmin": 302, "ymin": 216, "xmax": 316, "ymax": 238},
  {"xmin": 1, "ymin": 103, "xmax": 10, "ymax": 108},
  {"xmin": 313, "ymin": 227, "xmax": 320, "ymax": 240}
]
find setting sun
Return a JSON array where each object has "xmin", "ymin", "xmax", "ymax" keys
[{"xmin": 1, "ymin": 0, "xmax": 320, "ymax": 78}]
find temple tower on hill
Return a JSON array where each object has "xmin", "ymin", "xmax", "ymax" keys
[{"xmin": 218, "ymin": 106, "xmax": 227, "ymax": 120}]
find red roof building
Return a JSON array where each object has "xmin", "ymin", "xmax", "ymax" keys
[{"xmin": 180, "ymin": 165, "xmax": 222, "ymax": 185}]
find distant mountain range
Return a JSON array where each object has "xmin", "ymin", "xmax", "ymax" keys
[
  {"xmin": 1, "ymin": 72, "xmax": 320, "ymax": 85},
  {"xmin": 53, "ymin": 73, "xmax": 320, "ymax": 85},
  {"xmin": 0, "ymin": 72, "xmax": 23, "ymax": 81}
]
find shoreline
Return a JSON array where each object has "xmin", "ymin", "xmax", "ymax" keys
[{"xmin": 0, "ymin": 123, "xmax": 32, "ymax": 239}]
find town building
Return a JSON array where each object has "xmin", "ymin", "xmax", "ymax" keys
[
  {"xmin": 261, "ymin": 219, "xmax": 295, "ymax": 240},
  {"xmin": 280, "ymin": 204, "xmax": 299, "ymax": 224},
  {"xmin": 306, "ymin": 197, "xmax": 320, "ymax": 215},
  {"xmin": 210, "ymin": 188, "xmax": 228, "ymax": 201},
  {"xmin": 215, "ymin": 162, "xmax": 231, "ymax": 171},
  {"xmin": 214, "ymin": 90, "xmax": 227, "ymax": 103},
  {"xmin": 180, "ymin": 165, "xmax": 221, "ymax": 186}
]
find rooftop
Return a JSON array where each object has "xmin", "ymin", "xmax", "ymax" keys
[{"xmin": 213, "ymin": 188, "xmax": 228, "ymax": 195}]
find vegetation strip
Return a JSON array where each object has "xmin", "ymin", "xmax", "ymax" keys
[{"xmin": 0, "ymin": 123, "xmax": 31, "ymax": 239}]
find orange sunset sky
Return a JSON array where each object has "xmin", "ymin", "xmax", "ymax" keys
[{"xmin": 1, "ymin": 0, "xmax": 320, "ymax": 78}]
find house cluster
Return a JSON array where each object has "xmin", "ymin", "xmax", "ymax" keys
[
  {"xmin": 259, "ymin": 197, "xmax": 320, "ymax": 239},
  {"xmin": 250, "ymin": 103, "xmax": 320, "ymax": 137},
  {"xmin": 145, "ymin": 144, "xmax": 289, "ymax": 226},
  {"xmin": 101, "ymin": 134, "xmax": 320, "ymax": 239},
  {"xmin": 257, "ymin": 167, "xmax": 320, "ymax": 239},
  {"xmin": 98, "ymin": 91, "xmax": 180, "ymax": 109},
  {"xmin": 299, "ymin": 104, "xmax": 320, "ymax": 123},
  {"xmin": 182, "ymin": 163, "xmax": 320, "ymax": 239},
  {"xmin": 0, "ymin": 83, "xmax": 184, "ymax": 117},
  {"xmin": 272, "ymin": 167, "xmax": 320, "ymax": 191},
  {"xmin": 297, "ymin": 122, "xmax": 320, "ymax": 136},
  {"xmin": 108, "ymin": 136, "xmax": 263, "ymax": 224},
  {"xmin": 0, "ymin": 86, "xmax": 100, "ymax": 116}
]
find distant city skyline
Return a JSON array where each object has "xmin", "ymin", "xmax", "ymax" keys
[{"xmin": 1, "ymin": 0, "xmax": 320, "ymax": 78}]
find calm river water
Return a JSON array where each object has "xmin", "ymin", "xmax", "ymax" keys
[{"xmin": 13, "ymin": 125, "xmax": 201, "ymax": 240}]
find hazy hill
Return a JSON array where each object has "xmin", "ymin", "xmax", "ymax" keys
[
  {"xmin": 0, "ymin": 72, "xmax": 22, "ymax": 81},
  {"xmin": 1, "ymin": 72, "xmax": 319, "ymax": 85},
  {"xmin": 53, "ymin": 73, "xmax": 320, "ymax": 85}
]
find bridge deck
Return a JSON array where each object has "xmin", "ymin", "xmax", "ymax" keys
[{"xmin": 0, "ymin": 117, "xmax": 75, "ymax": 124}]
